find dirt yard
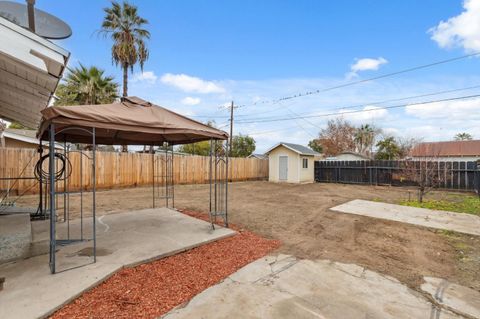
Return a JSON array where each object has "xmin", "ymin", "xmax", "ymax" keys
[{"xmin": 18, "ymin": 181, "xmax": 480, "ymax": 291}]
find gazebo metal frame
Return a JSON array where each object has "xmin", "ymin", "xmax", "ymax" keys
[{"xmin": 43, "ymin": 125, "xmax": 229, "ymax": 274}]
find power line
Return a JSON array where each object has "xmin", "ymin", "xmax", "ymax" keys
[
  {"xmin": 236, "ymin": 93, "xmax": 480, "ymax": 124},
  {"xmin": 189, "ymin": 53, "xmax": 480, "ymax": 122},
  {"xmin": 234, "ymin": 84, "xmax": 480, "ymax": 122},
  {"xmin": 238, "ymin": 52, "xmax": 480, "ymax": 109}
]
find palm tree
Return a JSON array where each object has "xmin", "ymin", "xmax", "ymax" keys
[
  {"xmin": 100, "ymin": 1, "xmax": 150, "ymax": 98},
  {"xmin": 454, "ymin": 132, "xmax": 473, "ymax": 141},
  {"xmin": 55, "ymin": 64, "xmax": 119, "ymax": 106},
  {"xmin": 354, "ymin": 124, "xmax": 376, "ymax": 155}
]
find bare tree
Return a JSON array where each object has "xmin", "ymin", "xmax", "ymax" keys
[
  {"xmin": 315, "ymin": 117, "xmax": 356, "ymax": 156},
  {"xmin": 401, "ymin": 157, "xmax": 451, "ymax": 202},
  {"xmin": 396, "ymin": 136, "xmax": 422, "ymax": 159}
]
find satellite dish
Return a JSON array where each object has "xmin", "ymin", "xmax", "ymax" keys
[{"xmin": 0, "ymin": 1, "xmax": 72, "ymax": 39}]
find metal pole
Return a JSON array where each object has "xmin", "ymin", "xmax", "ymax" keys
[
  {"xmin": 229, "ymin": 101, "xmax": 234, "ymax": 157},
  {"xmin": 152, "ymin": 146, "xmax": 155, "ymax": 208},
  {"xmin": 48, "ymin": 124, "xmax": 55, "ymax": 274},
  {"xmin": 80, "ymin": 148, "xmax": 83, "ymax": 241},
  {"xmin": 208, "ymin": 139, "xmax": 215, "ymax": 229},
  {"xmin": 171, "ymin": 146, "xmax": 175, "ymax": 208},
  {"xmin": 92, "ymin": 128, "xmax": 96, "ymax": 263},
  {"xmin": 63, "ymin": 141, "xmax": 68, "ymax": 244},
  {"xmin": 225, "ymin": 141, "xmax": 229, "ymax": 227},
  {"xmin": 38, "ymin": 142, "xmax": 43, "ymax": 218},
  {"xmin": 209, "ymin": 139, "xmax": 212, "ymax": 214},
  {"xmin": 214, "ymin": 140, "xmax": 218, "ymax": 222},
  {"xmin": 165, "ymin": 144, "xmax": 168, "ymax": 207}
]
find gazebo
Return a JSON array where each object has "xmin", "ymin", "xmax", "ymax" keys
[{"xmin": 37, "ymin": 96, "xmax": 230, "ymax": 274}]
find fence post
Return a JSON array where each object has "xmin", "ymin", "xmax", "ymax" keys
[{"xmin": 475, "ymin": 160, "xmax": 480, "ymax": 197}]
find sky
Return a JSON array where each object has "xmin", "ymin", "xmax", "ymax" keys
[{"xmin": 30, "ymin": 0, "xmax": 480, "ymax": 152}]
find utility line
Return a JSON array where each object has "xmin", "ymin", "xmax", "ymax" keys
[
  {"xmin": 234, "ymin": 84, "xmax": 480, "ymax": 122},
  {"xmin": 239, "ymin": 52, "xmax": 480, "ymax": 108},
  {"xmin": 191, "ymin": 82, "xmax": 480, "ymax": 121},
  {"xmin": 236, "ymin": 93, "xmax": 480, "ymax": 124}
]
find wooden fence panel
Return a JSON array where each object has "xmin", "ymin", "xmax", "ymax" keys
[{"xmin": 0, "ymin": 148, "xmax": 269, "ymax": 195}]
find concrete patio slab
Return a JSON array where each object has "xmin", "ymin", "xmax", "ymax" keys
[
  {"xmin": 163, "ymin": 255, "xmax": 466, "ymax": 319},
  {"xmin": 330, "ymin": 199, "xmax": 480, "ymax": 236},
  {"xmin": 0, "ymin": 213, "xmax": 31, "ymax": 263},
  {"xmin": 0, "ymin": 208, "xmax": 235, "ymax": 319},
  {"xmin": 421, "ymin": 277, "xmax": 480, "ymax": 319}
]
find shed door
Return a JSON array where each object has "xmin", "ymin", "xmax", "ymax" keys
[{"xmin": 279, "ymin": 156, "xmax": 288, "ymax": 181}]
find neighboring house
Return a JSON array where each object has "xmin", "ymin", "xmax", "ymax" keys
[
  {"xmin": 0, "ymin": 128, "xmax": 62, "ymax": 149},
  {"xmin": 410, "ymin": 140, "xmax": 480, "ymax": 161},
  {"xmin": 247, "ymin": 153, "xmax": 268, "ymax": 160},
  {"xmin": 325, "ymin": 152, "xmax": 371, "ymax": 161},
  {"xmin": 265, "ymin": 142, "xmax": 320, "ymax": 183}
]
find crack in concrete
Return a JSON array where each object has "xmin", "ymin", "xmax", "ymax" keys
[{"xmin": 162, "ymin": 256, "xmax": 475, "ymax": 319}]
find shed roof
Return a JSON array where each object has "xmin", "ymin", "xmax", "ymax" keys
[
  {"xmin": 411, "ymin": 140, "xmax": 480, "ymax": 157},
  {"xmin": 37, "ymin": 96, "xmax": 228, "ymax": 145},
  {"xmin": 265, "ymin": 142, "xmax": 320, "ymax": 156}
]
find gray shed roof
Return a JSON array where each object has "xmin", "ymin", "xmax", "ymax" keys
[{"xmin": 265, "ymin": 142, "xmax": 321, "ymax": 156}]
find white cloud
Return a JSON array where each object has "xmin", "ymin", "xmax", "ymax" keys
[
  {"xmin": 346, "ymin": 57, "xmax": 388, "ymax": 79},
  {"xmin": 181, "ymin": 97, "xmax": 201, "ymax": 106},
  {"xmin": 351, "ymin": 57, "xmax": 388, "ymax": 72},
  {"xmin": 405, "ymin": 97, "xmax": 480, "ymax": 120},
  {"xmin": 429, "ymin": 0, "xmax": 480, "ymax": 53},
  {"xmin": 160, "ymin": 73, "xmax": 225, "ymax": 94},
  {"xmin": 132, "ymin": 71, "xmax": 158, "ymax": 84}
]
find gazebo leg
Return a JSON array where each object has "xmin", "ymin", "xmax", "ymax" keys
[{"xmin": 48, "ymin": 124, "xmax": 56, "ymax": 274}]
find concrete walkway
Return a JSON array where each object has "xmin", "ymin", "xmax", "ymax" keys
[
  {"xmin": 330, "ymin": 199, "xmax": 480, "ymax": 236},
  {"xmin": 422, "ymin": 277, "xmax": 480, "ymax": 319},
  {"xmin": 163, "ymin": 255, "xmax": 471, "ymax": 319},
  {"xmin": 0, "ymin": 208, "xmax": 235, "ymax": 319}
]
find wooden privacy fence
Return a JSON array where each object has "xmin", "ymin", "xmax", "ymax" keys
[
  {"xmin": 315, "ymin": 160, "xmax": 480, "ymax": 192},
  {"xmin": 0, "ymin": 148, "xmax": 269, "ymax": 195}
]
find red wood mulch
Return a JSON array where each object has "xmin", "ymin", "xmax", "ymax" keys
[{"xmin": 50, "ymin": 210, "xmax": 280, "ymax": 319}]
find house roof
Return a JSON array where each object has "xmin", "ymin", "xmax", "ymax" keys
[
  {"xmin": 337, "ymin": 151, "xmax": 371, "ymax": 160},
  {"xmin": 411, "ymin": 140, "xmax": 480, "ymax": 157},
  {"xmin": 4, "ymin": 128, "xmax": 39, "ymax": 144},
  {"xmin": 3, "ymin": 127, "xmax": 62, "ymax": 148},
  {"xmin": 247, "ymin": 153, "xmax": 267, "ymax": 159},
  {"xmin": 265, "ymin": 142, "xmax": 321, "ymax": 156}
]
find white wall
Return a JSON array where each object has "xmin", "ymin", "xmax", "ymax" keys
[{"xmin": 268, "ymin": 146, "xmax": 300, "ymax": 183}]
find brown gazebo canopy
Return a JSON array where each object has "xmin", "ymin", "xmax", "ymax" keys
[{"xmin": 37, "ymin": 96, "xmax": 228, "ymax": 145}]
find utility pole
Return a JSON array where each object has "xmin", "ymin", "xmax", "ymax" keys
[{"xmin": 229, "ymin": 101, "xmax": 234, "ymax": 157}]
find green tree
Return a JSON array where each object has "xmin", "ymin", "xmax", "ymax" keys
[
  {"xmin": 375, "ymin": 137, "xmax": 401, "ymax": 160},
  {"xmin": 454, "ymin": 132, "xmax": 473, "ymax": 141},
  {"xmin": 231, "ymin": 134, "xmax": 255, "ymax": 157},
  {"xmin": 177, "ymin": 141, "xmax": 211, "ymax": 156},
  {"xmin": 308, "ymin": 139, "xmax": 323, "ymax": 153},
  {"xmin": 100, "ymin": 1, "xmax": 150, "ymax": 98},
  {"xmin": 55, "ymin": 64, "xmax": 119, "ymax": 106}
]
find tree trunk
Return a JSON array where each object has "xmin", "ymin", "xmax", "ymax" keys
[
  {"xmin": 122, "ymin": 63, "xmax": 128, "ymax": 97},
  {"xmin": 418, "ymin": 187, "xmax": 424, "ymax": 203},
  {"xmin": 121, "ymin": 63, "xmax": 128, "ymax": 153}
]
